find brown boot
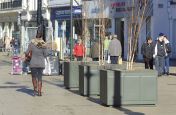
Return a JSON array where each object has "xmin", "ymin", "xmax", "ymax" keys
[
  {"xmin": 32, "ymin": 77, "xmax": 37, "ymax": 96},
  {"xmin": 38, "ymin": 81, "xmax": 42, "ymax": 96}
]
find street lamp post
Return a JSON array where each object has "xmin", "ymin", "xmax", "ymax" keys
[
  {"xmin": 37, "ymin": 0, "xmax": 46, "ymax": 41},
  {"xmin": 70, "ymin": 0, "xmax": 73, "ymax": 60}
]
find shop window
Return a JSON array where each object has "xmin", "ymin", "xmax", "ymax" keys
[
  {"xmin": 158, "ymin": 4, "xmax": 164, "ymax": 8},
  {"xmin": 14, "ymin": 22, "xmax": 19, "ymax": 32},
  {"xmin": 2, "ymin": 22, "xmax": 5, "ymax": 31}
]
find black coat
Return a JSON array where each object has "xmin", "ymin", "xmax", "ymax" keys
[
  {"xmin": 141, "ymin": 42, "xmax": 155, "ymax": 59},
  {"xmin": 156, "ymin": 41, "xmax": 166, "ymax": 57}
]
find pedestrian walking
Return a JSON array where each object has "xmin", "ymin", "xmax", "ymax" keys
[
  {"xmin": 90, "ymin": 39, "xmax": 100, "ymax": 61},
  {"xmin": 4, "ymin": 35, "xmax": 11, "ymax": 55},
  {"xmin": 10, "ymin": 37, "xmax": 19, "ymax": 55},
  {"xmin": 153, "ymin": 33, "xmax": 166, "ymax": 77},
  {"xmin": 163, "ymin": 35, "xmax": 171, "ymax": 75},
  {"xmin": 26, "ymin": 32, "xmax": 48, "ymax": 96},
  {"xmin": 104, "ymin": 36, "xmax": 111, "ymax": 61},
  {"xmin": 141, "ymin": 37, "xmax": 155, "ymax": 69},
  {"xmin": 73, "ymin": 39, "xmax": 85, "ymax": 61},
  {"xmin": 0, "ymin": 38, "xmax": 4, "ymax": 52},
  {"xmin": 108, "ymin": 35, "xmax": 122, "ymax": 64}
]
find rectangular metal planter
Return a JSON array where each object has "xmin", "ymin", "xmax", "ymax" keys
[
  {"xmin": 104, "ymin": 64, "xmax": 126, "ymax": 70},
  {"xmin": 64, "ymin": 61, "xmax": 81, "ymax": 89},
  {"xmin": 79, "ymin": 64, "xmax": 103, "ymax": 96},
  {"xmin": 100, "ymin": 69, "xmax": 157, "ymax": 106}
]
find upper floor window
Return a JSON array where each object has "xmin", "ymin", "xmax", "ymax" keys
[{"xmin": 0, "ymin": 0, "xmax": 22, "ymax": 10}]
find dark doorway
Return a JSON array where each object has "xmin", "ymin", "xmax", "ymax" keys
[{"xmin": 115, "ymin": 18, "xmax": 124, "ymax": 57}]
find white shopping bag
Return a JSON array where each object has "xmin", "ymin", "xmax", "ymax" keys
[
  {"xmin": 43, "ymin": 57, "xmax": 51, "ymax": 75},
  {"xmin": 118, "ymin": 56, "xmax": 123, "ymax": 65},
  {"xmin": 107, "ymin": 55, "xmax": 111, "ymax": 64}
]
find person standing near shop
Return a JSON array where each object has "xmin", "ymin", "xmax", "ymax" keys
[
  {"xmin": 73, "ymin": 39, "xmax": 85, "ymax": 61},
  {"xmin": 90, "ymin": 39, "xmax": 100, "ymax": 61},
  {"xmin": 26, "ymin": 32, "xmax": 48, "ymax": 96},
  {"xmin": 163, "ymin": 35, "xmax": 171, "ymax": 75},
  {"xmin": 4, "ymin": 35, "xmax": 11, "ymax": 55},
  {"xmin": 104, "ymin": 36, "xmax": 111, "ymax": 61},
  {"xmin": 108, "ymin": 35, "xmax": 122, "ymax": 64},
  {"xmin": 153, "ymin": 33, "xmax": 166, "ymax": 77},
  {"xmin": 141, "ymin": 37, "xmax": 155, "ymax": 69},
  {"xmin": 10, "ymin": 37, "xmax": 20, "ymax": 55}
]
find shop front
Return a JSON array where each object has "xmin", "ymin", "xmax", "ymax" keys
[
  {"xmin": 50, "ymin": 5, "xmax": 82, "ymax": 59},
  {"xmin": 110, "ymin": 0, "xmax": 153, "ymax": 60}
]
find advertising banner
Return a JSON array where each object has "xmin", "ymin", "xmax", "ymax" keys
[
  {"xmin": 51, "ymin": 6, "xmax": 82, "ymax": 20},
  {"xmin": 110, "ymin": 0, "xmax": 153, "ymax": 18},
  {"xmin": 48, "ymin": 0, "xmax": 81, "ymax": 7}
]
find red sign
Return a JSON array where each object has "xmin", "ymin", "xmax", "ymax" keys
[{"xmin": 111, "ymin": 2, "xmax": 126, "ymax": 8}]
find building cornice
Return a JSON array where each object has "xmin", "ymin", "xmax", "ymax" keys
[{"xmin": 0, "ymin": 8, "xmax": 23, "ymax": 14}]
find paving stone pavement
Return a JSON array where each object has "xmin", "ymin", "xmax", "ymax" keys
[{"xmin": 0, "ymin": 53, "xmax": 176, "ymax": 115}]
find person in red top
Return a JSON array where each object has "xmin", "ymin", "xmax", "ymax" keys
[{"xmin": 73, "ymin": 39, "xmax": 85, "ymax": 61}]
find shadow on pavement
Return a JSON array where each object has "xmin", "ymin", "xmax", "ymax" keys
[
  {"xmin": 2, "ymin": 60, "xmax": 11, "ymax": 64},
  {"xmin": 87, "ymin": 96, "xmax": 102, "ymax": 105},
  {"xmin": 87, "ymin": 96, "xmax": 145, "ymax": 115},
  {"xmin": 43, "ymin": 79, "xmax": 65, "ymax": 88},
  {"xmin": 16, "ymin": 87, "xmax": 35, "ymax": 97},
  {"xmin": 0, "ymin": 85, "xmax": 27, "ymax": 89},
  {"xmin": 115, "ymin": 107, "xmax": 145, "ymax": 115},
  {"xmin": 169, "ymin": 73, "xmax": 176, "ymax": 76},
  {"xmin": 67, "ymin": 89, "xmax": 80, "ymax": 95},
  {"xmin": 4, "ymin": 82, "xmax": 18, "ymax": 85}
]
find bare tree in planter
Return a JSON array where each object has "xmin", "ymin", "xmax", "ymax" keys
[
  {"xmin": 126, "ymin": 0, "xmax": 152, "ymax": 70},
  {"xmin": 82, "ymin": 0, "xmax": 110, "ymax": 65}
]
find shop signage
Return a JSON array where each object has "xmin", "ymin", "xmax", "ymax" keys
[
  {"xmin": 48, "ymin": 0, "xmax": 82, "ymax": 7},
  {"xmin": 82, "ymin": 0, "xmax": 109, "ymax": 19},
  {"xmin": 110, "ymin": 0, "xmax": 153, "ymax": 18},
  {"xmin": 110, "ymin": 0, "xmax": 132, "ymax": 18},
  {"xmin": 48, "ymin": 0, "xmax": 70, "ymax": 7},
  {"xmin": 51, "ymin": 6, "xmax": 82, "ymax": 20}
]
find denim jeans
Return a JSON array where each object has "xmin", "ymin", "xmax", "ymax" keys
[
  {"xmin": 164, "ymin": 55, "xmax": 170, "ymax": 73},
  {"xmin": 104, "ymin": 50, "xmax": 108, "ymax": 60},
  {"xmin": 155, "ymin": 56, "xmax": 165, "ymax": 76},
  {"xmin": 23, "ymin": 61, "xmax": 30, "ymax": 73}
]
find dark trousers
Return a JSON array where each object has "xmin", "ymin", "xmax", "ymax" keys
[
  {"xmin": 77, "ymin": 56, "xmax": 83, "ymax": 61},
  {"xmin": 144, "ymin": 58, "xmax": 153, "ymax": 69},
  {"xmin": 93, "ymin": 58, "xmax": 99, "ymax": 61},
  {"xmin": 110, "ymin": 56, "xmax": 118, "ymax": 64}
]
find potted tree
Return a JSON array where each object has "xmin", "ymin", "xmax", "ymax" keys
[{"xmin": 100, "ymin": 0, "xmax": 158, "ymax": 106}]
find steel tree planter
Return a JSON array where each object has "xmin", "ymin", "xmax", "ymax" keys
[
  {"xmin": 64, "ymin": 61, "xmax": 81, "ymax": 89},
  {"xmin": 100, "ymin": 69, "xmax": 157, "ymax": 106},
  {"xmin": 79, "ymin": 64, "xmax": 103, "ymax": 96}
]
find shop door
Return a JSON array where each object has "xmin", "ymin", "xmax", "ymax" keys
[{"xmin": 115, "ymin": 18, "xmax": 124, "ymax": 57}]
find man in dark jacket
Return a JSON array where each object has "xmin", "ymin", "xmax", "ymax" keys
[
  {"xmin": 163, "ymin": 35, "xmax": 171, "ymax": 75},
  {"xmin": 141, "ymin": 37, "xmax": 154, "ymax": 69},
  {"xmin": 153, "ymin": 33, "xmax": 166, "ymax": 76}
]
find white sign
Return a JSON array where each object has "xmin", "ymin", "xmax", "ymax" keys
[
  {"xmin": 48, "ymin": 0, "xmax": 69, "ymax": 7},
  {"xmin": 48, "ymin": 0, "xmax": 81, "ymax": 7}
]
